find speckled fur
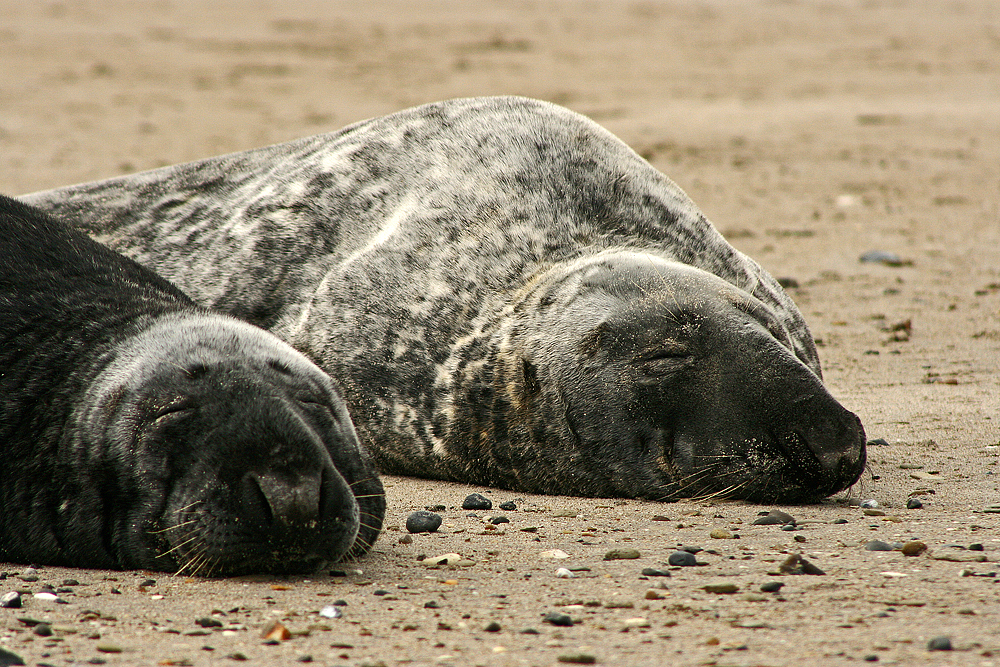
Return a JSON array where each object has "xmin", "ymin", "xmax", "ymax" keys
[{"xmin": 24, "ymin": 96, "xmax": 864, "ymax": 500}]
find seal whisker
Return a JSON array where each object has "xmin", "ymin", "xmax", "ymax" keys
[{"xmin": 157, "ymin": 534, "xmax": 201, "ymax": 559}]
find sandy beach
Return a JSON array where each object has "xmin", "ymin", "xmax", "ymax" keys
[{"xmin": 1, "ymin": 1, "xmax": 999, "ymax": 665}]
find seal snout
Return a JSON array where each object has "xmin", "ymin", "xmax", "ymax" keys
[{"xmin": 806, "ymin": 408, "xmax": 867, "ymax": 490}]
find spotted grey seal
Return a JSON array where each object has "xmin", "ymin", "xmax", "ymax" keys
[
  {"xmin": 24, "ymin": 95, "xmax": 866, "ymax": 503},
  {"xmin": 0, "ymin": 195, "xmax": 383, "ymax": 575}
]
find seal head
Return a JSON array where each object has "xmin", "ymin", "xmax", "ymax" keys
[
  {"xmin": 443, "ymin": 251, "xmax": 865, "ymax": 502},
  {"xmin": 0, "ymin": 195, "xmax": 384, "ymax": 575}
]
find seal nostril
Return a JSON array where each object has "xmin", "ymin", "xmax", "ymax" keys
[
  {"xmin": 184, "ymin": 363, "xmax": 209, "ymax": 380},
  {"xmin": 240, "ymin": 473, "xmax": 274, "ymax": 527}
]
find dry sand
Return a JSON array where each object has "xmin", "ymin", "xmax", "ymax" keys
[{"xmin": 1, "ymin": 1, "xmax": 999, "ymax": 665}]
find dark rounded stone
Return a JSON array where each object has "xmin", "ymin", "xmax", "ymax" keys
[
  {"xmin": 832, "ymin": 518, "xmax": 848, "ymax": 524},
  {"xmin": 33, "ymin": 623, "xmax": 53, "ymax": 637},
  {"xmin": 906, "ymin": 497, "xmax": 923, "ymax": 509},
  {"xmin": 667, "ymin": 551, "xmax": 698, "ymax": 567},
  {"xmin": 927, "ymin": 636, "xmax": 952, "ymax": 651},
  {"xmin": 679, "ymin": 545, "xmax": 703, "ymax": 554},
  {"xmin": 760, "ymin": 581, "xmax": 784, "ymax": 593},
  {"xmin": 640, "ymin": 568, "xmax": 671, "ymax": 577},
  {"xmin": 0, "ymin": 592, "xmax": 21, "ymax": 609},
  {"xmin": 462, "ymin": 493, "xmax": 492, "ymax": 511},
  {"xmin": 969, "ymin": 543, "xmax": 985, "ymax": 551},
  {"xmin": 543, "ymin": 612, "xmax": 574, "ymax": 627},
  {"xmin": 484, "ymin": 621, "xmax": 501, "ymax": 632},
  {"xmin": 865, "ymin": 540, "xmax": 896, "ymax": 552},
  {"xmin": 405, "ymin": 510, "xmax": 443, "ymax": 534},
  {"xmin": 752, "ymin": 509, "xmax": 796, "ymax": 526},
  {"xmin": 424, "ymin": 600, "xmax": 440, "ymax": 609},
  {"xmin": 490, "ymin": 516, "xmax": 510, "ymax": 525},
  {"xmin": 196, "ymin": 617, "xmax": 223, "ymax": 628},
  {"xmin": 499, "ymin": 501, "xmax": 517, "ymax": 511}
]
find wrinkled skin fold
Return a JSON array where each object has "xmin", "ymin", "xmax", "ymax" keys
[{"xmin": 23, "ymin": 96, "xmax": 866, "ymax": 503}]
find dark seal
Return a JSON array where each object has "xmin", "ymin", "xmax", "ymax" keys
[
  {"xmin": 24, "ymin": 96, "xmax": 866, "ymax": 503},
  {"xmin": 0, "ymin": 195, "xmax": 384, "ymax": 575}
]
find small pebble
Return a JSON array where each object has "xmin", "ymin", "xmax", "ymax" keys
[
  {"xmin": 95, "ymin": 644, "xmax": 123, "ymax": 654},
  {"xmin": 489, "ymin": 516, "xmax": 509, "ymax": 525},
  {"xmin": 640, "ymin": 568, "xmax": 671, "ymax": 577},
  {"xmin": 969, "ymin": 543, "xmax": 984, "ymax": 551},
  {"xmin": 499, "ymin": 501, "xmax": 517, "ymax": 511},
  {"xmin": 760, "ymin": 581, "xmax": 784, "ymax": 593},
  {"xmin": 196, "ymin": 617, "xmax": 224, "ymax": 628},
  {"xmin": 859, "ymin": 499, "xmax": 879, "ymax": 509},
  {"xmin": 604, "ymin": 548, "xmax": 641, "ymax": 560},
  {"xmin": 484, "ymin": 621, "xmax": 501, "ymax": 632},
  {"xmin": 863, "ymin": 654, "xmax": 879, "ymax": 662},
  {"xmin": 859, "ymin": 250, "xmax": 905, "ymax": 265},
  {"xmin": 752, "ymin": 509, "xmax": 796, "ymax": 526},
  {"xmin": 405, "ymin": 510, "xmax": 442, "ymax": 534},
  {"xmin": 906, "ymin": 498, "xmax": 923, "ymax": 509},
  {"xmin": 779, "ymin": 553, "xmax": 825, "ymax": 575},
  {"xmin": 867, "ymin": 438, "xmax": 890, "ymax": 446},
  {"xmin": 0, "ymin": 591, "xmax": 21, "ymax": 609},
  {"xmin": 832, "ymin": 518, "xmax": 848, "ymax": 524},
  {"xmin": 927, "ymin": 636, "xmax": 952, "ymax": 651},
  {"xmin": 262, "ymin": 622, "xmax": 291, "ymax": 641},
  {"xmin": 679, "ymin": 545, "xmax": 703, "ymax": 554},
  {"xmin": 781, "ymin": 524, "xmax": 797, "ymax": 532},
  {"xmin": 865, "ymin": 540, "xmax": 896, "ymax": 552},
  {"xmin": 462, "ymin": 493, "xmax": 492, "ymax": 510},
  {"xmin": 555, "ymin": 568, "xmax": 575, "ymax": 578},
  {"xmin": 32, "ymin": 623, "xmax": 53, "ymax": 637},
  {"xmin": 423, "ymin": 553, "xmax": 464, "ymax": 566},
  {"xmin": 557, "ymin": 654, "xmax": 596, "ymax": 664},
  {"xmin": 424, "ymin": 601, "xmax": 440, "ymax": 609},
  {"xmin": 901, "ymin": 541, "xmax": 928, "ymax": 557},
  {"xmin": 543, "ymin": 612, "xmax": 574, "ymax": 627},
  {"xmin": 709, "ymin": 529, "xmax": 733, "ymax": 539},
  {"xmin": 668, "ymin": 551, "xmax": 698, "ymax": 567},
  {"xmin": 319, "ymin": 606, "xmax": 342, "ymax": 619},
  {"xmin": 702, "ymin": 583, "xmax": 739, "ymax": 594},
  {"xmin": 645, "ymin": 589, "xmax": 667, "ymax": 600}
]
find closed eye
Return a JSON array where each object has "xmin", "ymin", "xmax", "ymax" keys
[
  {"xmin": 639, "ymin": 346, "xmax": 689, "ymax": 362},
  {"xmin": 153, "ymin": 398, "xmax": 192, "ymax": 421}
]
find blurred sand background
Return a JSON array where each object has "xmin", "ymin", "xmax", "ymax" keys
[{"xmin": 1, "ymin": 1, "xmax": 999, "ymax": 665}]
